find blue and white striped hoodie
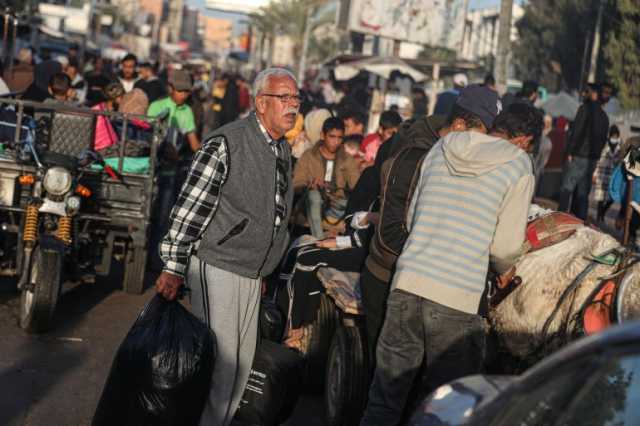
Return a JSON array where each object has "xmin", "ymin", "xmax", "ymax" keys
[{"xmin": 392, "ymin": 131, "xmax": 534, "ymax": 314}]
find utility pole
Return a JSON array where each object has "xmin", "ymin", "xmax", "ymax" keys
[
  {"xmin": 495, "ymin": 0, "xmax": 513, "ymax": 95},
  {"xmin": 587, "ymin": 0, "xmax": 605, "ymax": 83}
]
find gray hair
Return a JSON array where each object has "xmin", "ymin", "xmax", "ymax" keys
[{"xmin": 252, "ymin": 67, "xmax": 298, "ymax": 100}]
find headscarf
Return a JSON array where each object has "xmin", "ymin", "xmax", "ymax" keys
[
  {"xmin": 119, "ymin": 88, "xmax": 149, "ymax": 115},
  {"xmin": 304, "ymin": 108, "xmax": 332, "ymax": 145},
  {"xmin": 103, "ymin": 82, "xmax": 125, "ymax": 102}
]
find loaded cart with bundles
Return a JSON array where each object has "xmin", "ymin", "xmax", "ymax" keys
[{"xmin": 0, "ymin": 98, "xmax": 167, "ymax": 333}]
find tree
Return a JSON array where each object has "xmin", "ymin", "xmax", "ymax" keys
[
  {"xmin": 603, "ymin": 0, "xmax": 640, "ymax": 109},
  {"xmin": 513, "ymin": 0, "xmax": 608, "ymax": 92},
  {"xmin": 249, "ymin": 0, "xmax": 337, "ymax": 70}
]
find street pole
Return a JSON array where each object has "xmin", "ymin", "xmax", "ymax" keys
[
  {"xmin": 587, "ymin": 0, "xmax": 605, "ymax": 84},
  {"xmin": 298, "ymin": 6, "xmax": 313, "ymax": 84},
  {"xmin": 495, "ymin": 0, "xmax": 513, "ymax": 95}
]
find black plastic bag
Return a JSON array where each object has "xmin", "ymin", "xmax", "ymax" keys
[
  {"xmin": 235, "ymin": 340, "xmax": 304, "ymax": 426},
  {"xmin": 260, "ymin": 298, "xmax": 285, "ymax": 343},
  {"xmin": 93, "ymin": 295, "xmax": 216, "ymax": 426}
]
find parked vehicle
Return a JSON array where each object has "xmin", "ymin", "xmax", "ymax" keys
[
  {"xmin": 409, "ymin": 321, "xmax": 640, "ymax": 426},
  {"xmin": 0, "ymin": 99, "xmax": 166, "ymax": 332}
]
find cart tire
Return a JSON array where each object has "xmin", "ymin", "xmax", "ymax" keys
[
  {"xmin": 325, "ymin": 325, "xmax": 369, "ymax": 426},
  {"xmin": 123, "ymin": 246, "xmax": 147, "ymax": 295},
  {"xmin": 19, "ymin": 246, "xmax": 62, "ymax": 333},
  {"xmin": 302, "ymin": 294, "xmax": 339, "ymax": 391}
]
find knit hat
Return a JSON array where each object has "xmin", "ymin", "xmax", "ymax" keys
[
  {"xmin": 455, "ymin": 84, "xmax": 501, "ymax": 130},
  {"xmin": 304, "ymin": 108, "xmax": 332, "ymax": 145},
  {"xmin": 119, "ymin": 88, "xmax": 149, "ymax": 115}
]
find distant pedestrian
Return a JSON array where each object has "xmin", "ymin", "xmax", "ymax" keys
[
  {"xmin": 593, "ymin": 125, "xmax": 622, "ymax": 223},
  {"xmin": 433, "ymin": 72, "xmax": 467, "ymax": 117},
  {"xmin": 65, "ymin": 59, "xmax": 86, "ymax": 104},
  {"xmin": 558, "ymin": 83, "xmax": 611, "ymax": 220},
  {"xmin": 341, "ymin": 109, "xmax": 367, "ymax": 137},
  {"xmin": 134, "ymin": 62, "xmax": 166, "ymax": 103},
  {"xmin": 360, "ymin": 110, "xmax": 402, "ymax": 165},
  {"xmin": 118, "ymin": 53, "xmax": 139, "ymax": 93},
  {"xmin": 85, "ymin": 57, "xmax": 111, "ymax": 106}
]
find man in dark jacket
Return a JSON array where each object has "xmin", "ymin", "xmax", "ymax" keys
[
  {"xmin": 361, "ymin": 85, "xmax": 501, "ymax": 364},
  {"xmin": 558, "ymin": 83, "xmax": 611, "ymax": 219},
  {"xmin": 134, "ymin": 62, "xmax": 166, "ymax": 103}
]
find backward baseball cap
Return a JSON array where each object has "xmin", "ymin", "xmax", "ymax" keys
[
  {"xmin": 455, "ymin": 84, "xmax": 502, "ymax": 130},
  {"xmin": 169, "ymin": 69, "xmax": 193, "ymax": 91}
]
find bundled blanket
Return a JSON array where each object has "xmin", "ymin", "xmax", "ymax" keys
[{"xmin": 490, "ymin": 225, "xmax": 624, "ymax": 359}]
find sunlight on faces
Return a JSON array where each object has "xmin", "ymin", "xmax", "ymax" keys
[{"xmin": 255, "ymin": 75, "xmax": 300, "ymax": 139}]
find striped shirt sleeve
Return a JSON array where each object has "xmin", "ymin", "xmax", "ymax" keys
[{"xmin": 159, "ymin": 135, "xmax": 229, "ymax": 277}]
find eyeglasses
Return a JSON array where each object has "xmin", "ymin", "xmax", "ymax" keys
[{"xmin": 260, "ymin": 93, "xmax": 302, "ymax": 104}]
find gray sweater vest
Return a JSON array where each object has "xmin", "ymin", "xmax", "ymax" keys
[{"xmin": 196, "ymin": 114, "xmax": 293, "ymax": 278}]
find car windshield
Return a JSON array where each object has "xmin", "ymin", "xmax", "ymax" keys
[{"xmin": 558, "ymin": 352, "xmax": 640, "ymax": 425}]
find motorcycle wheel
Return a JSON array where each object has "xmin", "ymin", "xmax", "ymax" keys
[
  {"xmin": 123, "ymin": 246, "xmax": 147, "ymax": 295},
  {"xmin": 325, "ymin": 325, "xmax": 369, "ymax": 426},
  {"xmin": 19, "ymin": 246, "xmax": 62, "ymax": 333}
]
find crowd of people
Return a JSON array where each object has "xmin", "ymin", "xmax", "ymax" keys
[
  {"xmin": 151, "ymin": 63, "xmax": 626, "ymax": 426},
  {"xmin": 146, "ymin": 62, "xmax": 619, "ymax": 425},
  {"xmin": 0, "ymin": 44, "xmax": 626, "ymax": 424}
]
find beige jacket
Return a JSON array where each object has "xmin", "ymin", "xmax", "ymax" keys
[{"xmin": 292, "ymin": 141, "xmax": 361, "ymax": 199}]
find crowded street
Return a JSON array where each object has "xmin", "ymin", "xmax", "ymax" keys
[{"xmin": 1, "ymin": 0, "xmax": 640, "ymax": 425}]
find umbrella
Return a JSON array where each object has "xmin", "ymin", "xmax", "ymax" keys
[
  {"xmin": 540, "ymin": 92, "xmax": 580, "ymax": 120},
  {"xmin": 333, "ymin": 56, "xmax": 426, "ymax": 82}
]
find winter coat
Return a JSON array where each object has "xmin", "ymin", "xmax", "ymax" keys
[{"xmin": 292, "ymin": 141, "xmax": 361, "ymax": 200}]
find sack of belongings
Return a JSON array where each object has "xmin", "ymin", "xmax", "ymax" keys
[
  {"xmin": 235, "ymin": 340, "xmax": 304, "ymax": 426},
  {"xmin": 93, "ymin": 295, "xmax": 216, "ymax": 426}
]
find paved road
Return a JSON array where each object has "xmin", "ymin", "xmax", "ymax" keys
[{"xmin": 0, "ymin": 269, "xmax": 325, "ymax": 426}]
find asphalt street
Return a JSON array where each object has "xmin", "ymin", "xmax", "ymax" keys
[{"xmin": 0, "ymin": 268, "xmax": 325, "ymax": 426}]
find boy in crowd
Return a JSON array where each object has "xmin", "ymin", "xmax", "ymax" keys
[
  {"xmin": 47, "ymin": 73, "xmax": 74, "ymax": 103},
  {"xmin": 341, "ymin": 109, "xmax": 367, "ymax": 137},
  {"xmin": 293, "ymin": 117, "xmax": 361, "ymax": 238},
  {"xmin": 360, "ymin": 110, "xmax": 403, "ymax": 166}
]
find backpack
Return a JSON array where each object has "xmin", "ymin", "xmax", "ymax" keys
[
  {"xmin": 365, "ymin": 117, "xmax": 443, "ymax": 280},
  {"xmin": 376, "ymin": 145, "xmax": 430, "ymax": 258}
]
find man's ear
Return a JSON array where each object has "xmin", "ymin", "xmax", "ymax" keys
[
  {"xmin": 48, "ymin": 87, "xmax": 53, "ymax": 96},
  {"xmin": 451, "ymin": 118, "xmax": 467, "ymax": 132},
  {"xmin": 514, "ymin": 135, "xmax": 533, "ymax": 149},
  {"xmin": 255, "ymin": 95, "xmax": 266, "ymax": 114}
]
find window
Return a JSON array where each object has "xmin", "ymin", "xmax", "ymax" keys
[
  {"xmin": 559, "ymin": 353, "xmax": 640, "ymax": 426},
  {"xmin": 492, "ymin": 358, "xmax": 596, "ymax": 426}
]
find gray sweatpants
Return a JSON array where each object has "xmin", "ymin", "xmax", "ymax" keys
[{"xmin": 187, "ymin": 256, "xmax": 261, "ymax": 426}]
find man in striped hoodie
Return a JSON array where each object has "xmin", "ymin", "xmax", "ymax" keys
[{"xmin": 361, "ymin": 103, "xmax": 544, "ymax": 425}]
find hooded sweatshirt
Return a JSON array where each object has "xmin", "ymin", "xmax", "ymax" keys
[{"xmin": 392, "ymin": 131, "xmax": 534, "ymax": 314}]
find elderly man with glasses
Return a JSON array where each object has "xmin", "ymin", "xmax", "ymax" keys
[{"xmin": 155, "ymin": 67, "xmax": 299, "ymax": 426}]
